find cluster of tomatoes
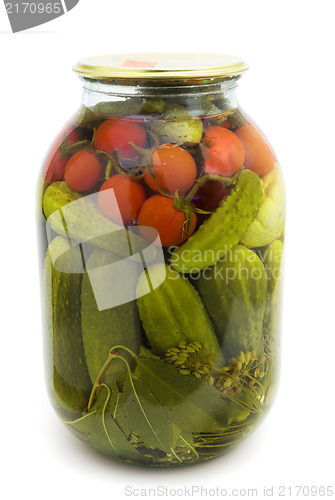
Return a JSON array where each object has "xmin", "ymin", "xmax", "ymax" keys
[{"xmin": 43, "ymin": 114, "xmax": 274, "ymax": 247}]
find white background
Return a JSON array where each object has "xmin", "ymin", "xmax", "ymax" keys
[{"xmin": 1, "ymin": 1, "xmax": 334, "ymax": 498}]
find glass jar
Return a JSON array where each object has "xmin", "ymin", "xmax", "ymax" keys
[{"xmin": 37, "ymin": 53, "xmax": 285, "ymax": 466}]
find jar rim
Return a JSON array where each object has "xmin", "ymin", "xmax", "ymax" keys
[{"xmin": 72, "ymin": 52, "xmax": 249, "ymax": 80}]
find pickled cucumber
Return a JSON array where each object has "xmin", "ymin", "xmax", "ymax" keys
[
  {"xmin": 43, "ymin": 236, "xmax": 91, "ymax": 412},
  {"xmin": 137, "ymin": 263, "xmax": 224, "ymax": 364},
  {"xmin": 171, "ymin": 170, "xmax": 263, "ymax": 273},
  {"xmin": 42, "ymin": 181, "xmax": 83, "ymax": 219},
  {"xmin": 196, "ymin": 244, "xmax": 267, "ymax": 358},
  {"xmin": 150, "ymin": 103, "xmax": 203, "ymax": 146},
  {"xmin": 81, "ymin": 249, "xmax": 142, "ymax": 385}
]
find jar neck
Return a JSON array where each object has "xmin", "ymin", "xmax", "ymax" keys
[{"xmin": 81, "ymin": 77, "xmax": 240, "ymax": 111}]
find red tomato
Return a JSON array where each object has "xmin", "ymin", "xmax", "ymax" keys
[
  {"xmin": 193, "ymin": 179, "xmax": 229, "ymax": 223},
  {"xmin": 94, "ymin": 119, "xmax": 146, "ymax": 158},
  {"xmin": 64, "ymin": 151, "xmax": 101, "ymax": 192},
  {"xmin": 98, "ymin": 175, "xmax": 146, "ymax": 226},
  {"xmin": 138, "ymin": 195, "xmax": 197, "ymax": 247},
  {"xmin": 235, "ymin": 124, "xmax": 275, "ymax": 176},
  {"xmin": 43, "ymin": 127, "xmax": 79, "ymax": 183},
  {"xmin": 203, "ymin": 126, "xmax": 245, "ymax": 177},
  {"xmin": 144, "ymin": 143, "xmax": 197, "ymax": 194},
  {"xmin": 194, "ymin": 179, "xmax": 229, "ymax": 211}
]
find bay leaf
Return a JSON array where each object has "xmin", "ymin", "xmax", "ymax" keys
[
  {"xmin": 134, "ymin": 358, "xmax": 232, "ymax": 432},
  {"xmin": 63, "ymin": 410, "xmax": 98, "ymax": 438},
  {"xmin": 115, "ymin": 374, "xmax": 173, "ymax": 454},
  {"xmin": 171, "ymin": 423, "xmax": 182, "ymax": 448},
  {"xmin": 93, "ymin": 414, "xmax": 144, "ymax": 461}
]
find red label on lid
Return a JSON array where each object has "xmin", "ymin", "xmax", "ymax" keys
[{"xmin": 122, "ymin": 60, "xmax": 158, "ymax": 68}]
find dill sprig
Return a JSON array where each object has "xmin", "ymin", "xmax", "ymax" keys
[
  {"xmin": 213, "ymin": 350, "xmax": 266, "ymax": 397},
  {"xmin": 165, "ymin": 341, "xmax": 215, "ymax": 384}
]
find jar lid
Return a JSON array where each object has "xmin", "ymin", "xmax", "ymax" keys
[{"xmin": 73, "ymin": 53, "xmax": 248, "ymax": 80}]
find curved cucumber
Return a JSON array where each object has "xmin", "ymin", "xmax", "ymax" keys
[
  {"xmin": 81, "ymin": 249, "xmax": 141, "ymax": 385},
  {"xmin": 137, "ymin": 264, "xmax": 224, "ymax": 365},
  {"xmin": 43, "ymin": 236, "xmax": 91, "ymax": 412},
  {"xmin": 171, "ymin": 170, "xmax": 263, "ymax": 273},
  {"xmin": 195, "ymin": 244, "xmax": 267, "ymax": 358}
]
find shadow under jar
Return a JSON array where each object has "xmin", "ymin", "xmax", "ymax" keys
[{"xmin": 37, "ymin": 53, "xmax": 285, "ymax": 466}]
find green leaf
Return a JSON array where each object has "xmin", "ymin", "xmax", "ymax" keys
[
  {"xmin": 64, "ymin": 385, "xmax": 143, "ymax": 461},
  {"xmin": 95, "ymin": 413, "xmax": 143, "ymax": 460},
  {"xmin": 134, "ymin": 358, "xmax": 233, "ymax": 432},
  {"xmin": 63, "ymin": 410, "xmax": 98, "ymax": 437},
  {"xmin": 115, "ymin": 373, "xmax": 173, "ymax": 454},
  {"xmin": 142, "ymin": 98, "xmax": 165, "ymax": 115}
]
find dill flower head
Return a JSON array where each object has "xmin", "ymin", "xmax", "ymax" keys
[
  {"xmin": 214, "ymin": 350, "xmax": 266, "ymax": 397},
  {"xmin": 165, "ymin": 341, "xmax": 215, "ymax": 384}
]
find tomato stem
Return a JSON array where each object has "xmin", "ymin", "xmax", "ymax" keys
[
  {"xmin": 58, "ymin": 139, "xmax": 91, "ymax": 159},
  {"xmin": 128, "ymin": 141, "xmax": 153, "ymax": 164},
  {"xmin": 128, "ymin": 130, "xmax": 160, "ymax": 163},
  {"xmin": 105, "ymin": 159, "xmax": 113, "ymax": 180},
  {"xmin": 91, "ymin": 126, "xmax": 97, "ymax": 143},
  {"xmin": 96, "ymin": 149, "xmax": 143, "ymax": 179}
]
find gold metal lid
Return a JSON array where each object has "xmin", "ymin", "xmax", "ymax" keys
[{"xmin": 73, "ymin": 53, "xmax": 249, "ymax": 80}]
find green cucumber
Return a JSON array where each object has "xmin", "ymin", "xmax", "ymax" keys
[
  {"xmin": 195, "ymin": 244, "xmax": 267, "ymax": 358},
  {"xmin": 81, "ymin": 249, "xmax": 141, "ymax": 385},
  {"xmin": 150, "ymin": 103, "xmax": 203, "ymax": 147},
  {"xmin": 43, "ymin": 236, "xmax": 91, "ymax": 412},
  {"xmin": 137, "ymin": 263, "xmax": 224, "ymax": 365},
  {"xmin": 171, "ymin": 170, "xmax": 263, "ymax": 273}
]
